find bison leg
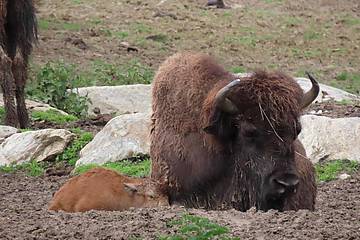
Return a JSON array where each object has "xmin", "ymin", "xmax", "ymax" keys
[
  {"xmin": 12, "ymin": 52, "xmax": 29, "ymax": 128},
  {"xmin": 0, "ymin": 47, "xmax": 18, "ymax": 127},
  {"xmin": 206, "ymin": 0, "xmax": 227, "ymax": 8}
]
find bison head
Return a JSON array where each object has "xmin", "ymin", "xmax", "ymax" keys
[{"xmin": 202, "ymin": 71, "xmax": 319, "ymax": 211}]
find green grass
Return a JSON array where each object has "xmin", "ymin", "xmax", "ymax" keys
[
  {"xmin": 56, "ymin": 130, "xmax": 93, "ymax": 165},
  {"xmin": 159, "ymin": 214, "xmax": 239, "ymax": 240},
  {"xmin": 38, "ymin": 19, "xmax": 82, "ymax": 31},
  {"xmin": 0, "ymin": 107, "xmax": 5, "ymax": 124},
  {"xmin": 0, "ymin": 160, "xmax": 45, "ymax": 177},
  {"xmin": 230, "ymin": 66, "xmax": 246, "ymax": 74},
  {"xmin": 31, "ymin": 110, "xmax": 78, "ymax": 124},
  {"xmin": 74, "ymin": 159, "xmax": 151, "ymax": 177},
  {"xmin": 315, "ymin": 159, "xmax": 359, "ymax": 182},
  {"xmin": 331, "ymin": 71, "xmax": 360, "ymax": 94}
]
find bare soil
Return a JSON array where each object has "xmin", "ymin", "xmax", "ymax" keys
[{"xmin": 0, "ymin": 170, "xmax": 359, "ymax": 239}]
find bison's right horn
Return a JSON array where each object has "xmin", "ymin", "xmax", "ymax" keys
[
  {"xmin": 301, "ymin": 72, "xmax": 320, "ymax": 109},
  {"xmin": 214, "ymin": 79, "xmax": 241, "ymax": 114}
]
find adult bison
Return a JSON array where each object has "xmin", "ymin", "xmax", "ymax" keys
[{"xmin": 150, "ymin": 52, "xmax": 319, "ymax": 212}]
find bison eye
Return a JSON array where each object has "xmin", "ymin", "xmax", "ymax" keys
[{"xmin": 244, "ymin": 129, "xmax": 260, "ymax": 139}]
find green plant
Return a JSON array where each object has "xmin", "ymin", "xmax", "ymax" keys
[
  {"xmin": 74, "ymin": 159, "xmax": 151, "ymax": 177},
  {"xmin": 0, "ymin": 107, "xmax": 5, "ymax": 124},
  {"xmin": 160, "ymin": 214, "xmax": 239, "ymax": 240},
  {"xmin": 57, "ymin": 130, "xmax": 93, "ymax": 165},
  {"xmin": 230, "ymin": 66, "xmax": 246, "ymax": 74},
  {"xmin": 92, "ymin": 59, "xmax": 154, "ymax": 85},
  {"xmin": 31, "ymin": 110, "xmax": 78, "ymax": 124},
  {"xmin": 315, "ymin": 159, "xmax": 359, "ymax": 182},
  {"xmin": 0, "ymin": 160, "xmax": 45, "ymax": 177},
  {"xmin": 27, "ymin": 61, "xmax": 90, "ymax": 117},
  {"xmin": 331, "ymin": 72, "xmax": 360, "ymax": 94}
]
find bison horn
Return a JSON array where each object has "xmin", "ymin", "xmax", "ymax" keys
[
  {"xmin": 214, "ymin": 79, "xmax": 241, "ymax": 114},
  {"xmin": 301, "ymin": 72, "xmax": 320, "ymax": 109}
]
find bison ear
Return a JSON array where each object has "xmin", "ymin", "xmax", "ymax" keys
[{"xmin": 124, "ymin": 183, "xmax": 139, "ymax": 193}]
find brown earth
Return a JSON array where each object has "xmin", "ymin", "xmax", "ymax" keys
[
  {"xmin": 32, "ymin": 0, "xmax": 360, "ymax": 92},
  {"xmin": 0, "ymin": 170, "xmax": 359, "ymax": 239}
]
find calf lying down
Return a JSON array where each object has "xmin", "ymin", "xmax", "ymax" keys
[{"xmin": 48, "ymin": 168, "xmax": 169, "ymax": 212}]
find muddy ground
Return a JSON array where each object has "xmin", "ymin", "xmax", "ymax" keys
[{"xmin": 0, "ymin": 170, "xmax": 359, "ymax": 239}]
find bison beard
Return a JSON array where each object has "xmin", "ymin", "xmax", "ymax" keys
[{"xmin": 150, "ymin": 52, "xmax": 318, "ymax": 212}]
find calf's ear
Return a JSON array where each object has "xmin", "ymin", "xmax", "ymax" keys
[{"xmin": 124, "ymin": 183, "xmax": 139, "ymax": 193}]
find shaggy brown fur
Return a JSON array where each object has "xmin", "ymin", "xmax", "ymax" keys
[
  {"xmin": 0, "ymin": 0, "xmax": 37, "ymax": 128},
  {"xmin": 150, "ymin": 52, "xmax": 317, "ymax": 211},
  {"xmin": 49, "ymin": 168, "xmax": 169, "ymax": 213}
]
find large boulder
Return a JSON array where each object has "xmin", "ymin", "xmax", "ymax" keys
[
  {"xmin": 0, "ymin": 125, "xmax": 19, "ymax": 143},
  {"xmin": 76, "ymin": 77, "xmax": 359, "ymax": 117},
  {"xmin": 0, "ymin": 93, "xmax": 69, "ymax": 115},
  {"xmin": 75, "ymin": 84, "xmax": 151, "ymax": 116},
  {"xmin": 0, "ymin": 129, "xmax": 75, "ymax": 166},
  {"xmin": 76, "ymin": 112, "xmax": 151, "ymax": 166},
  {"xmin": 299, "ymin": 115, "xmax": 360, "ymax": 163}
]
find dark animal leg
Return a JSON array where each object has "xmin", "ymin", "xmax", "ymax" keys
[
  {"xmin": 0, "ymin": 47, "xmax": 18, "ymax": 127},
  {"xmin": 12, "ymin": 52, "xmax": 29, "ymax": 128},
  {"xmin": 206, "ymin": 0, "xmax": 227, "ymax": 8}
]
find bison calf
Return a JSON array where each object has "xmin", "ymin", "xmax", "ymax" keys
[{"xmin": 48, "ymin": 168, "xmax": 169, "ymax": 213}]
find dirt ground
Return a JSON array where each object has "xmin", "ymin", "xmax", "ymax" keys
[
  {"xmin": 0, "ymin": 169, "xmax": 359, "ymax": 239},
  {"xmin": 32, "ymin": 0, "xmax": 360, "ymax": 91}
]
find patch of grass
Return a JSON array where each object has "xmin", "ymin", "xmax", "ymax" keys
[
  {"xmin": 132, "ymin": 23, "xmax": 152, "ymax": 34},
  {"xmin": 315, "ymin": 159, "xmax": 359, "ymax": 182},
  {"xmin": 92, "ymin": 59, "xmax": 154, "ymax": 85},
  {"xmin": 303, "ymin": 29, "xmax": 322, "ymax": 41},
  {"xmin": 0, "ymin": 106, "xmax": 5, "ymax": 124},
  {"xmin": 74, "ymin": 159, "xmax": 151, "ymax": 177},
  {"xmin": 113, "ymin": 31, "xmax": 129, "ymax": 39},
  {"xmin": 230, "ymin": 66, "xmax": 246, "ymax": 73},
  {"xmin": 37, "ymin": 19, "xmax": 82, "ymax": 31},
  {"xmin": 160, "ymin": 214, "xmax": 239, "ymax": 240},
  {"xmin": 0, "ymin": 160, "xmax": 45, "ymax": 177},
  {"xmin": 56, "ymin": 130, "xmax": 93, "ymax": 165},
  {"xmin": 31, "ymin": 110, "xmax": 78, "ymax": 124},
  {"xmin": 283, "ymin": 16, "xmax": 303, "ymax": 27},
  {"xmin": 342, "ymin": 16, "xmax": 360, "ymax": 26},
  {"xmin": 331, "ymin": 71, "xmax": 360, "ymax": 94},
  {"xmin": 27, "ymin": 61, "xmax": 90, "ymax": 117}
]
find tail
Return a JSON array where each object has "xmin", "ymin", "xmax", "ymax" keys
[{"xmin": 5, "ymin": 0, "xmax": 38, "ymax": 60}]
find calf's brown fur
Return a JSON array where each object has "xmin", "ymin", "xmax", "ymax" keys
[
  {"xmin": 49, "ymin": 168, "xmax": 169, "ymax": 213},
  {"xmin": 150, "ymin": 52, "xmax": 318, "ymax": 211}
]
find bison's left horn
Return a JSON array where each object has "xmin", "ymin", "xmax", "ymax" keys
[
  {"xmin": 214, "ymin": 79, "xmax": 241, "ymax": 114},
  {"xmin": 301, "ymin": 72, "xmax": 320, "ymax": 109}
]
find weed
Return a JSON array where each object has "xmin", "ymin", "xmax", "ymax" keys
[
  {"xmin": 0, "ymin": 160, "xmax": 45, "ymax": 177},
  {"xmin": 132, "ymin": 23, "xmax": 152, "ymax": 34},
  {"xmin": 92, "ymin": 59, "xmax": 154, "ymax": 85},
  {"xmin": 0, "ymin": 107, "xmax": 5, "ymax": 124},
  {"xmin": 160, "ymin": 214, "xmax": 239, "ymax": 240},
  {"xmin": 114, "ymin": 31, "xmax": 129, "ymax": 39},
  {"xmin": 341, "ymin": 16, "xmax": 360, "ymax": 26},
  {"xmin": 74, "ymin": 159, "xmax": 151, "ymax": 177},
  {"xmin": 315, "ymin": 159, "xmax": 359, "ymax": 182},
  {"xmin": 37, "ymin": 18, "xmax": 82, "ymax": 31},
  {"xmin": 26, "ymin": 61, "xmax": 90, "ymax": 117},
  {"xmin": 230, "ymin": 66, "xmax": 246, "ymax": 73},
  {"xmin": 56, "ymin": 130, "xmax": 93, "ymax": 165},
  {"xmin": 303, "ymin": 29, "xmax": 321, "ymax": 41},
  {"xmin": 331, "ymin": 72, "xmax": 360, "ymax": 94},
  {"xmin": 31, "ymin": 110, "xmax": 78, "ymax": 124}
]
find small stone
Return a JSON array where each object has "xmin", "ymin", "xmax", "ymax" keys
[{"xmin": 338, "ymin": 173, "xmax": 351, "ymax": 180}]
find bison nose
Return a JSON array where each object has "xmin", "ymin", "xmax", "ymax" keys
[{"xmin": 271, "ymin": 173, "xmax": 299, "ymax": 194}]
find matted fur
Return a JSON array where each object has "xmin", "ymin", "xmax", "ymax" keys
[{"xmin": 150, "ymin": 52, "xmax": 316, "ymax": 211}]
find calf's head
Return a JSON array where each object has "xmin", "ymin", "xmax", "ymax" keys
[
  {"xmin": 124, "ymin": 180, "xmax": 170, "ymax": 208},
  {"xmin": 202, "ymin": 71, "xmax": 319, "ymax": 211}
]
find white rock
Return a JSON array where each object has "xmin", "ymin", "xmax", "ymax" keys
[
  {"xmin": 298, "ymin": 115, "xmax": 360, "ymax": 163},
  {"xmin": 0, "ymin": 125, "xmax": 19, "ymax": 143},
  {"xmin": 0, "ymin": 129, "xmax": 75, "ymax": 166},
  {"xmin": 76, "ymin": 112, "xmax": 151, "ymax": 166},
  {"xmin": 0, "ymin": 93, "xmax": 69, "ymax": 115},
  {"xmin": 75, "ymin": 85, "xmax": 151, "ymax": 116},
  {"xmin": 338, "ymin": 173, "xmax": 351, "ymax": 180}
]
